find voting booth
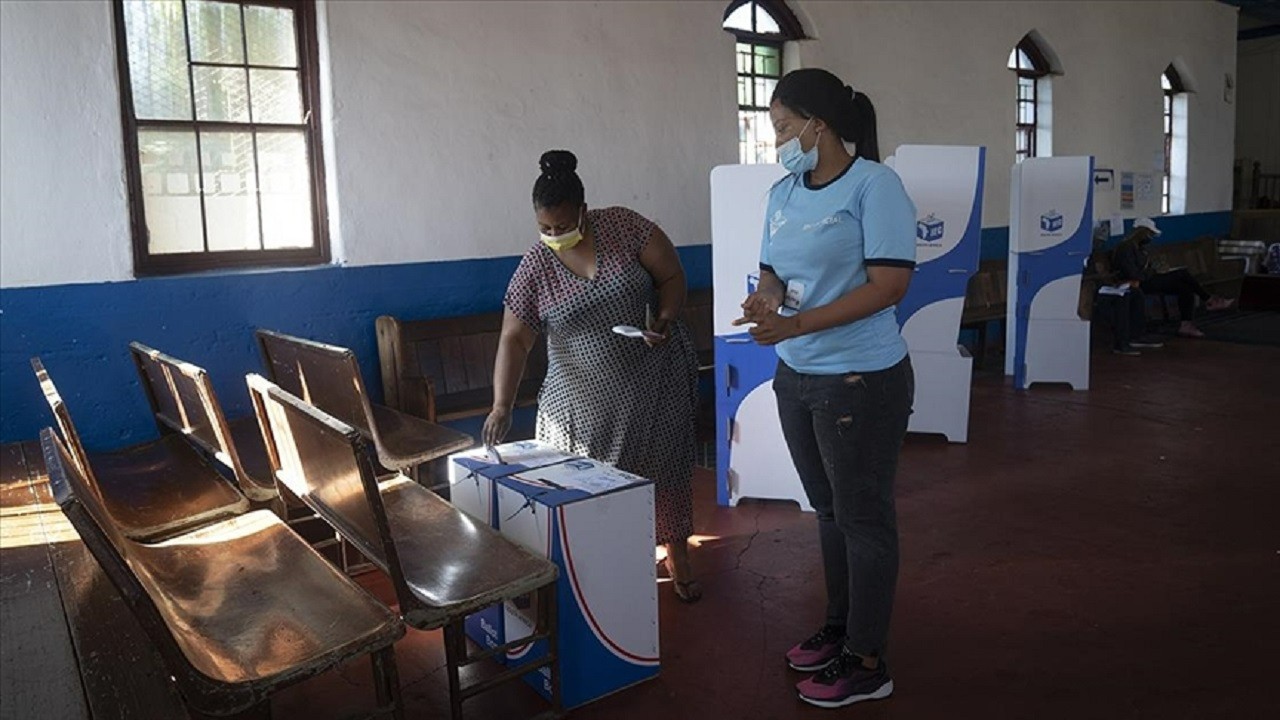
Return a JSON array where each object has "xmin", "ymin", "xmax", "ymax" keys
[
  {"xmin": 710, "ymin": 149, "xmax": 988, "ymax": 507},
  {"xmin": 888, "ymin": 145, "xmax": 986, "ymax": 443},
  {"xmin": 1006, "ymin": 157, "xmax": 1095, "ymax": 390},
  {"xmin": 448, "ymin": 441, "xmax": 659, "ymax": 708},
  {"xmin": 708, "ymin": 163, "xmax": 808, "ymax": 510}
]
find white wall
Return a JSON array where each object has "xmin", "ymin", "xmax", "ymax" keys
[
  {"xmin": 1235, "ymin": 33, "xmax": 1280, "ymax": 179},
  {"xmin": 793, "ymin": 0, "xmax": 1239, "ymax": 227},
  {"xmin": 0, "ymin": 0, "xmax": 1240, "ymax": 289},
  {"xmin": 323, "ymin": 0, "xmax": 737, "ymax": 268},
  {"xmin": 0, "ymin": 0, "xmax": 132, "ymax": 287}
]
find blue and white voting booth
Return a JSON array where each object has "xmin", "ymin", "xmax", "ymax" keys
[
  {"xmin": 448, "ymin": 442, "xmax": 659, "ymax": 708},
  {"xmin": 888, "ymin": 145, "xmax": 986, "ymax": 443},
  {"xmin": 709, "ymin": 163, "xmax": 807, "ymax": 509},
  {"xmin": 1006, "ymin": 157, "xmax": 1094, "ymax": 390}
]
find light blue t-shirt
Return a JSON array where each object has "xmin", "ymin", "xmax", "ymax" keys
[{"xmin": 760, "ymin": 158, "xmax": 917, "ymax": 374}]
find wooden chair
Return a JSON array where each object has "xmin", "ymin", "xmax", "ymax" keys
[
  {"xmin": 30, "ymin": 357, "xmax": 248, "ymax": 542},
  {"xmin": 40, "ymin": 428, "xmax": 406, "ymax": 718},
  {"xmin": 128, "ymin": 342, "xmax": 369, "ymax": 574},
  {"xmin": 129, "ymin": 342, "xmax": 277, "ymax": 503},
  {"xmin": 247, "ymin": 374, "xmax": 563, "ymax": 720},
  {"xmin": 255, "ymin": 329, "xmax": 473, "ymax": 473}
]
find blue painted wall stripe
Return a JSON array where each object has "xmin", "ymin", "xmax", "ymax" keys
[
  {"xmin": 0, "ymin": 245, "xmax": 711, "ymax": 449},
  {"xmin": 0, "ymin": 209, "xmax": 1230, "ymax": 448}
]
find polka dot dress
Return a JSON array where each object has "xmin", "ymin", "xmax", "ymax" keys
[{"xmin": 505, "ymin": 207, "xmax": 698, "ymax": 544}]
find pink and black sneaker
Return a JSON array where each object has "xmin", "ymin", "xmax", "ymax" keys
[
  {"xmin": 796, "ymin": 648, "xmax": 893, "ymax": 709},
  {"xmin": 784, "ymin": 625, "xmax": 845, "ymax": 672}
]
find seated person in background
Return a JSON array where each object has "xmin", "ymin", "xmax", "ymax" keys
[
  {"xmin": 1089, "ymin": 245, "xmax": 1163, "ymax": 356},
  {"xmin": 1112, "ymin": 217, "xmax": 1234, "ymax": 338}
]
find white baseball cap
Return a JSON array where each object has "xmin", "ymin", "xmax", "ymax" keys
[{"xmin": 1134, "ymin": 217, "xmax": 1162, "ymax": 236}]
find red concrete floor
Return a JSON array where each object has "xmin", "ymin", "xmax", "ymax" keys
[{"xmin": 274, "ymin": 339, "xmax": 1279, "ymax": 719}]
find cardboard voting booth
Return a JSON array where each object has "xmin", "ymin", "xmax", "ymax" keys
[
  {"xmin": 1007, "ymin": 157, "xmax": 1095, "ymax": 390},
  {"xmin": 709, "ymin": 163, "xmax": 808, "ymax": 510},
  {"xmin": 447, "ymin": 442, "xmax": 659, "ymax": 708},
  {"xmin": 888, "ymin": 145, "xmax": 986, "ymax": 443}
]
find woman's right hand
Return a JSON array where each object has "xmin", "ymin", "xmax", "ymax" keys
[
  {"xmin": 482, "ymin": 407, "xmax": 512, "ymax": 447},
  {"xmin": 738, "ymin": 290, "xmax": 783, "ymax": 324}
]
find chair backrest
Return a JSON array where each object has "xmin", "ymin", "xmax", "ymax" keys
[
  {"xmin": 127, "ymin": 343, "xmax": 274, "ymax": 500},
  {"xmin": 247, "ymin": 374, "xmax": 402, "ymax": 584},
  {"xmin": 30, "ymin": 357, "xmax": 97, "ymax": 486},
  {"xmin": 255, "ymin": 329, "xmax": 377, "ymax": 440}
]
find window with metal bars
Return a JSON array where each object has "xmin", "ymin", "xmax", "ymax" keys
[
  {"xmin": 1007, "ymin": 37, "xmax": 1050, "ymax": 163},
  {"xmin": 722, "ymin": 1, "xmax": 804, "ymax": 165},
  {"xmin": 113, "ymin": 0, "xmax": 328, "ymax": 276}
]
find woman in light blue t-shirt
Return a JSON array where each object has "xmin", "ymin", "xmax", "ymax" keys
[{"xmin": 734, "ymin": 68, "xmax": 915, "ymax": 710}]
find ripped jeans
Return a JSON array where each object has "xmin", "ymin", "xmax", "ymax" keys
[{"xmin": 773, "ymin": 355, "xmax": 914, "ymax": 658}]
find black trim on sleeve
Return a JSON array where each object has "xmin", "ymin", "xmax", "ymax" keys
[{"xmin": 865, "ymin": 258, "xmax": 916, "ymax": 269}]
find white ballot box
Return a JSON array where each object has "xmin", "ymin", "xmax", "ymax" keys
[{"xmin": 446, "ymin": 447, "xmax": 660, "ymax": 706}]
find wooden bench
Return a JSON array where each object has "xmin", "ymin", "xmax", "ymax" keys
[
  {"xmin": 1145, "ymin": 235, "xmax": 1247, "ymax": 301},
  {"xmin": 256, "ymin": 329, "xmax": 473, "ymax": 472},
  {"xmin": 41, "ymin": 428, "xmax": 407, "ymax": 718},
  {"xmin": 248, "ymin": 374, "xmax": 563, "ymax": 720},
  {"xmin": 31, "ymin": 356, "xmax": 249, "ymax": 542},
  {"xmin": 959, "ymin": 261, "xmax": 1008, "ymax": 368},
  {"xmin": 375, "ymin": 288, "xmax": 714, "ymax": 424}
]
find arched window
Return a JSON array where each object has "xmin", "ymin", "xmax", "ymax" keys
[
  {"xmin": 723, "ymin": 1, "xmax": 804, "ymax": 164},
  {"xmin": 1007, "ymin": 34, "xmax": 1054, "ymax": 163},
  {"xmin": 1162, "ymin": 64, "xmax": 1188, "ymax": 214}
]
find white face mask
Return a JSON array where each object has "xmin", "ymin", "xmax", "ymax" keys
[
  {"xmin": 539, "ymin": 208, "xmax": 584, "ymax": 251},
  {"xmin": 777, "ymin": 117, "xmax": 819, "ymax": 175}
]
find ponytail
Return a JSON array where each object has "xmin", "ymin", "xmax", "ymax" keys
[{"xmin": 773, "ymin": 68, "xmax": 881, "ymax": 162}]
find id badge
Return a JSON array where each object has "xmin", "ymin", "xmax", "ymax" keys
[{"xmin": 783, "ymin": 280, "xmax": 806, "ymax": 314}]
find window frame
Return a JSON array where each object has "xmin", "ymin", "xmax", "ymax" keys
[
  {"xmin": 1161, "ymin": 65, "xmax": 1186, "ymax": 215},
  {"xmin": 1009, "ymin": 38, "xmax": 1050, "ymax": 163},
  {"xmin": 723, "ymin": 1, "xmax": 804, "ymax": 165},
  {"xmin": 112, "ymin": 0, "xmax": 330, "ymax": 277}
]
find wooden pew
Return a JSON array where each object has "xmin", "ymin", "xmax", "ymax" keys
[
  {"xmin": 41, "ymin": 428, "xmax": 406, "ymax": 718},
  {"xmin": 959, "ymin": 261, "xmax": 1008, "ymax": 368},
  {"xmin": 1145, "ymin": 236, "xmax": 1247, "ymax": 302},
  {"xmin": 374, "ymin": 288, "xmax": 714, "ymax": 424},
  {"xmin": 248, "ymin": 375, "xmax": 563, "ymax": 720}
]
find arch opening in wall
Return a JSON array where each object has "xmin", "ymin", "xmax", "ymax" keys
[
  {"xmin": 723, "ymin": 1, "xmax": 805, "ymax": 164},
  {"xmin": 1007, "ymin": 31, "xmax": 1061, "ymax": 163}
]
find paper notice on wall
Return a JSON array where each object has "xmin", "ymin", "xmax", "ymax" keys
[
  {"xmin": 1120, "ymin": 172, "xmax": 1135, "ymax": 210},
  {"xmin": 1135, "ymin": 173, "xmax": 1156, "ymax": 202},
  {"xmin": 1110, "ymin": 214, "xmax": 1124, "ymax": 237}
]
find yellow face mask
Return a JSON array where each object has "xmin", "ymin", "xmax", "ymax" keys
[{"xmin": 539, "ymin": 209, "xmax": 584, "ymax": 251}]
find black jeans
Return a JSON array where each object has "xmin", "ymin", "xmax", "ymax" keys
[
  {"xmin": 1097, "ymin": 289, "xmax": 1148, "ymax": 349},
  {"xmin": 773, "ymin": 356, "xmax": 914, "ymax": 658},
  {"xmin": 1141, "ymin": 268, "xmax": 1209, "ymax": 321}
]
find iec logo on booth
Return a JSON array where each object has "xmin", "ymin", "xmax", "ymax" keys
[
  {"xmin": 916, "ymin": 214, "xmax": 945, "ymax": 243},
  {"xmin": 1040, "ymin": 210, "xmax": 1064, "ymax": 233}
]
